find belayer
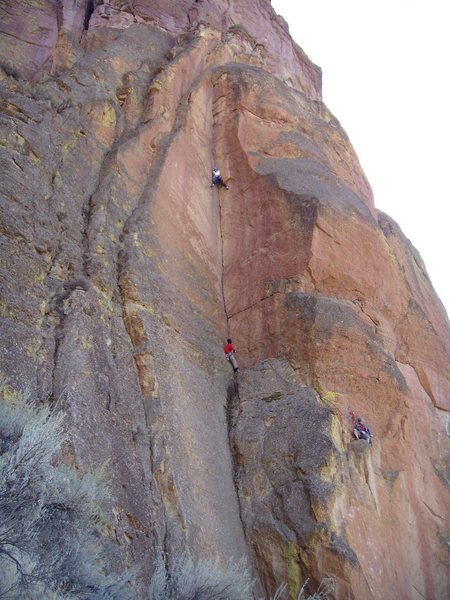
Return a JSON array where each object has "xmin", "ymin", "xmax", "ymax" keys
[
  {"xmin": 353, "ymin": 416, "xmax": 373, "ymax": 444},
  {"xmin": 211, "ymin": 167, "xmax": 229, "ymax": 189},
  {"xmin": 224, "ymin": 338, "xmax": 239, "ymax": 373}
]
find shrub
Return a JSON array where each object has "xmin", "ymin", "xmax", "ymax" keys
[
  {"xmin": 266, "ymin": 577, "xmax": 335, "ymax": 600},
  {"xmin": 148, "ymin": 554, "xmax": 253, "ymax": 600},
  {"xmin": 0, "ymin": 385, "xmax": 133, "ymax": 599}
]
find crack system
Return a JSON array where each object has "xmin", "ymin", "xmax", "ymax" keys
[{"xmin": 218, "ymin": 191, "xmax": 230, "ymax": 332}]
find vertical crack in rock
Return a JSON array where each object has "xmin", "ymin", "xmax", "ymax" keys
[
  {"xmin": 217, "ymin": 181, "xmax": 230, "ymax": 331},
  {"xmin": 56, "ymin": 1, "xmax": 64, "ymax": 29},
  {"xmin": 83, "ymin": 0, "xmax": 95, "ymax": 30},
  {"xmin": 81, "ymin": 193, "xmax": 94, "ymax": 277},
  {"xmin": 225, "ymin": 380, "xmax": 248, "ymax": 542},
  {"xmin": 211, "ymin": 71, "xmax": 238, "ymax": 335}
]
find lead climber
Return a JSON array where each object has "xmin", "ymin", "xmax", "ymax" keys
[
  {"xmin": 353, "ymin": 416, "xmax": 373, "ymax": 444},
  {"xmin": 224, "ymin": 338, "xmax": 239, "ymax": 373},
  {"xmin": 211, "ymin": 167, "xmax": 229, "ymax": 189}
]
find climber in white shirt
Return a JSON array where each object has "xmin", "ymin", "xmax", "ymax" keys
[{"xmin": 211, "ymin": 167, "xmax": 229, "ymax": 189}]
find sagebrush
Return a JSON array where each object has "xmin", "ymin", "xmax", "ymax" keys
[
  {"xmin": 148, "ymin": 554, "xmax": 253, "ymax": 600},
  {"xmin": 268, "ymin": 577, "xmax": 336, "ymax": 600},
  {"xmin": 0, "ymin": 383, "xmax": 132, "ymax": 599}
]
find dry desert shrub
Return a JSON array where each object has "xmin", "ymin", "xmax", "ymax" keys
[
  {"xmin": 0, "ymin": 383, "xmax": 132, "ymax": 599},
  {"xmin": 148, "ymin": 554, "xmax": 253, "ymax": 600},
  {"xmin": 267, "ymin": 577, "xmax": 336, "ymax": 600}
]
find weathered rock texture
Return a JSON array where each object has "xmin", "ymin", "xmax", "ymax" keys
[{"xmin": 1, "ymin": 1, "xmax": 449, "ymax": 598}]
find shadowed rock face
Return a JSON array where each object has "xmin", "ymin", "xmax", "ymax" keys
[{"xmin": 1, "ymin": 1, "xmax": 449, "ymax": 598}]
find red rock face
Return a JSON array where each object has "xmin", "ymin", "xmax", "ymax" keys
[{"xmin": 0, "ymin": 1, "xmax": 449, "ymax": 598}]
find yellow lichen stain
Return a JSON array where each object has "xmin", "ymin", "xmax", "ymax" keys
[
  {"xmin": 0, "ymin": 301, "xmax": 11, "ymax": 318},
  {"xmin": 87, "ymin": 101, "xmax": 116, "ymax": 147},
  {"xmin": 380, "ymin": 233, "xmax": 397, "ymax": 264},
  {"xmin": 25, "ymin": 337, "xmax": 39, "ymax": 359},
  {"xmin": 320, "ymin": 452, "xmax": 338, "ymax": 482},
  {"xmin": 2, "ymin": 384, "xmax": 19, "ymax": 402},
  {"xmin": 61, "ymin": 131, "xmax": 80, "ymax": 159},
  {"xmin": 143, "ymin": 246, "xmax": 155, "ymax": 259},
  {"xmin": 285, "ymin": 541, "xmax": 302, "ymax": 599},
  {"xmin": 25, "ymin": 0, "xmax": 46, "ymax": 9},
  {"xmin": 133, "ymin": 232, "xmax": 142, "ymax": 248},
  {"xmin": 146, "ymin": 303, "xmax": 156, "ymax": 314},
  {"xmin": 35, "ymin": 270, "xmax": 46, "ymax": 284},
  {"xmin": 298, "ymin": 547, "xmax": 309, "ymax": 571},
  {"xmin": 99, "ymin": 296, "xmax": 114, "ymax": 323},
  {"xmin": 98, "ymin": 294, "xmax": 113, "ymax": 310},
  {"xmin": 108, "ymin": 232, "xmax": 117, "ymax": 243},
  {"xmin": 38, "ymin": 300, "xmax": 49, "ymax": 319},
  {"xmin": 80, "ymin": 336, "xmax": 93, "ymax": 349},
  {"xmin": 330, "ymin": 414, "xmax": 345, "ymax": 452},
  {"xmin": 102, "ymin": 103, "xmax": 116, "ymax": 128},
  {"xmin": 310, "ymin": 498, "xmax": 322, "ymax": 523},
  {"xmin": 323, "ymin": 390, "xmax": 338, "ymax": 404}
]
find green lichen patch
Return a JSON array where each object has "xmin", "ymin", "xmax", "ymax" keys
[{"xmin": 285, "ymin": 541, "xmax": 302, "ymax": 599}]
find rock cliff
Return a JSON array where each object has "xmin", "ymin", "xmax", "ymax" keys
[{"xmin": 0, "ymin": 1, "xmax": 449, "ymax": 598}]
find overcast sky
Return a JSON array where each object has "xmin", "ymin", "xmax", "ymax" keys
[{"xmin": 271, "ymin": 0, "xmax": 449, "ymax": 317}]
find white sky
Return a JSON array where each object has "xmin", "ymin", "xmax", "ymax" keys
[{"xmin": 271, "ymin": 0, "xmax": 450, "ymax": 317}]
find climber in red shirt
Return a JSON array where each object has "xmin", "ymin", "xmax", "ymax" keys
[
  {"xmin": 224, "ymin": 338, "xmax": 239, "ymax": 373},
  {"xmin": 353, "ymin": 416, "xmax": 373, "ymax": 444}
]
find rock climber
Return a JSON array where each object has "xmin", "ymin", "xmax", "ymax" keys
[
  {"xmin": 353, "ymin": 416, "xmax": 373, "ymax": 444},
  {"xmin": 211, "ymin": 167, "xmax": 229, "ymax": 189},
  {"xmin": 224, "ymin": 338, "xmax": 239, "ymax": 373}
]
